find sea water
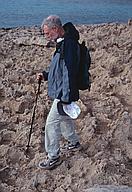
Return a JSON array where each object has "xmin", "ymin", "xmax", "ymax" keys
[{"xmin": 0, "ymin": 0, "xmax": 132, "ymax": 28}]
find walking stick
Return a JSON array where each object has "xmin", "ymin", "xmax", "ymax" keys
[{"xmin": 26, "ymin": 78, "xmax": 41, "ymax": 153}]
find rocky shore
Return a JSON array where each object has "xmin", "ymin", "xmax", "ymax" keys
[{"xmin": 0, "ymin": 22, "xmax": 132, "ymax": 192}]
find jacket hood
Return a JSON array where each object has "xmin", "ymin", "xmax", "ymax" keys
[{"xmin": 63, "ymin": 22, "xmax": 79, "ymax": 41}]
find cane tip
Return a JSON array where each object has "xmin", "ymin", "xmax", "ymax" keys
[{"xmin": 25, "ymin": 145, "xmax": 29, "ymax": 153}]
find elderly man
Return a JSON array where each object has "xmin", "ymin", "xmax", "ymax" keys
[{"xmin": 38, "ymin": 15, "xmax": 81, "ymax": 170}]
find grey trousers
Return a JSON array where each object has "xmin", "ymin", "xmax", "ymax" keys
[{"xmin": 45, "ymin": 99, "xmax": 79, "ymax": 159}]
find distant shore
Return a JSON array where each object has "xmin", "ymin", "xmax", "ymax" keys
[{"xmin": 0, "ymin": 19, "xmax": 132, "ymax": 30}]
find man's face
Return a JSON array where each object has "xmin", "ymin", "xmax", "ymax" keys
[{"xmin": 43, "ymin": 25, "xmax": 59, "ymax": 41}]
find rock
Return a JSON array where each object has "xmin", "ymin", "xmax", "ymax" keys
[
  {"xmin": 83, "ymin": 185, "xmax": 132, "ymax": 192},
  {"xmin": 0, "ymin": 167, "xmax": 10, "ymax": 182},
  {"xmin": 54, "ymin": 187, "xmax": 65, "ymax": 192}
]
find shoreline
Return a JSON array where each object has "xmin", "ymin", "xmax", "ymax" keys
[{"xmin": 0, "ymin": 19, "xmax": 132, "ymax": 30}]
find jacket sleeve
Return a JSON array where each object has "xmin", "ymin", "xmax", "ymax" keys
[{"xmin": 60, "ymin": 38, "xmax": 79, "ymax": 104}]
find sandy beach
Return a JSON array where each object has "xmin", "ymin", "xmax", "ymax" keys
[{"xmin": 0, "ymin": 21, "xmax": 132, "ymax": 192}]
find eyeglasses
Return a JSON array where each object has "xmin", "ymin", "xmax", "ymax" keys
[
  {"xmin": 41, "ymin": 30, "xmax": 50, "ymax": 36},
  {"xmin": 41, "ymin": 27, "xmax": 57, "ymax": 36}
]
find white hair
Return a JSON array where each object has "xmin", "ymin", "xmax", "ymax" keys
[{"xmin": 41, "ymin": 15, "xmax": 62, "ymax": 29}]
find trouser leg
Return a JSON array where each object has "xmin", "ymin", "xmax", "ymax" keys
[
  {"xmin": 45, "ymin": 99, "xmax": 61, "ymax": 159},
  {"xmin": 60, "ymin": 115, "xmax": 79, "ymax": 145}
]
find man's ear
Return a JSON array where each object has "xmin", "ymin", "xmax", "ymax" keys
[{"xmin": 52, "ymin": 26, "xmax": 58, "ymax": 32}]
